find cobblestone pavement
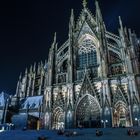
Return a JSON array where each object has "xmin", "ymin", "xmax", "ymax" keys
[{"xmin": 0, "ymin": 127, "xmax": 140, "ymax": 140}]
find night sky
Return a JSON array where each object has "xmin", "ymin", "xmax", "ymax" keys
[{"xmin": 0, "ymin": 0, "xmax": 140, "ymax": 95}]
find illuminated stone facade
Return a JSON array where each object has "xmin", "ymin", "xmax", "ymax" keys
[{"xmin": 15, "ymin": 1, "xmax": 140, "ymax": 129}]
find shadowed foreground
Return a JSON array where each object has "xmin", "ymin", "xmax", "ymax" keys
[{"xmin": 0, "ymin": 128, "xmax": 140, "ymax": 140}]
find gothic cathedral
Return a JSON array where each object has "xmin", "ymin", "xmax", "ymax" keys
[{"xmin": 15, "ymin": 1, "xmax": 140, "ymax": 129}]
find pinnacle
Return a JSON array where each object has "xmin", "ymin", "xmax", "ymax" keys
[{"xmin": 82, "ymin": 0, "xmax": 87, "ymax": 8}]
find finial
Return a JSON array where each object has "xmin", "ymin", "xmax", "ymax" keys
[
  {"xmin": 95, "ymin": 0, "xmax": 98, "ymax": 6},
  {"xmin": 95, "ymin": 0, "xmax": 100, "ymax": 10},
  {"xmin": 52, "ymin": 32, "xmax": 56, "ymax": 46},
  {"xmin": 70, "ymin": 9, "xmax": 74, "ymax": 23},
  {"xmin": 119, "ymin": 16, "xmax": 123, "ymax": 29},
  {"xmin": 33, "ymin": 62, "xmax": 36, "ymax": 72},
  {"xmin": 51, "ymin": 32, "xmax": 57, "ymax": 49},
  {"xmin": 83, "ymin": 0, "xmax": 87, "ymax": 8},
  {"xmin": 19, "ymin": 72, "xmax": 22, "ymax": 80},
  {"xmin": 69, "ymin": 9, "xmax": 75, "ymax": 35}
]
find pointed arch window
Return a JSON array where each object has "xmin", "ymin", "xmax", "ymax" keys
[{"xmin": 77, "ymin": 39, "xmax": 97, "ymax": 69}]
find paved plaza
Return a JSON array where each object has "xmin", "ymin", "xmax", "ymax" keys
[{"xmin": 0, "ymin": 127, "xmax": 140, "ymax": 140}]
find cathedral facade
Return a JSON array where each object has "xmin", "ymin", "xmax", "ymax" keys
[{"xmin": 15, "ymin": 1, "xmax": 140, "ymax": 129}]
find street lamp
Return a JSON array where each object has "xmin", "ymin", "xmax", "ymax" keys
[
  {"xmin": 135, "ymin": 118, "xmax": 138, "ymax": 121},
  {"xmin": 101, "ymin": 120, "xmax": 108, "ymax": 128},
  {"xmin": 134, "ymin": 118, "xmax": 140, "ymax": 127}
]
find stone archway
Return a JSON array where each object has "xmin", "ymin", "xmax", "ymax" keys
[
  {"xmin": 113, "ymin": 101, "xmax": 131, "ymax": 127},
  {"xmin": 76, "ymin": 94, "xmax": 101, "ymax": 128},
  {"xmin": 52, "ymin": 107, "xmax": 65, "ymax": 129}
]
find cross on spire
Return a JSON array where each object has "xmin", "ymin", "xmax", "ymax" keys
[{"xmin": 83, "ymin": 0, "xmax": 87, "ymax": 8}]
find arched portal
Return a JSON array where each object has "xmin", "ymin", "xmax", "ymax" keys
[
  {"xmin": 76, "ymin": 94, "xmax": 101, "ymax": 128},
  {"xmin": 113, "ymin": 101, "xmax": 131, "ymax": 127},
  {"xmin": 52, "ymin": 107, "xmax": 65, "ymax": 129}
]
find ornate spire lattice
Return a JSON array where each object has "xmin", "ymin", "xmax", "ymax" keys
[{"xmin": 82, "ymin": 0, "xmax": 87, "ymax": 8}]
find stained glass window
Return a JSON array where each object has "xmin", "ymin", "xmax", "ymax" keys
[{"xmin": 77, "ymin": 39, "xmax": 97, "ymax": 69}]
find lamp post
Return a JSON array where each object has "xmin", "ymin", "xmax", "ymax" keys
[
  {"xmin": 134, "ymin": 118, "xmax": 140, "ymax": 127},
  {"xmin": 101, "ymin": 120, "xmax": 108, "ymax": 128}
]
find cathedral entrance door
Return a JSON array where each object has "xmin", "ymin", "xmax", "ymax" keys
[
  {"xmin": 113, "ymin": 102, "xmax": 130, "ymax": 127},
  {"xmin": 52, "ymin": 107, "xmax": 65, "ymax": 130},
  {"xmin": 76, "ymin": 94, "xmax": 101, "ymax": 128}
]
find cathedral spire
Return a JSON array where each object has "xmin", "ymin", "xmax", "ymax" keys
[
  {"xmin": 119, "ymin": 16, "xmax": 123, "ymax": 30},
  {"xmin": 95, "ymin": 0, "xmax": 103, "ymax": 22},
  {"xmin": 19, "ymin": 72, "xmax": 22, "ymax": 80},
  {"xmin": 69, "ymin": 9, "xmax": 74, "ymax": 37},
  {"xmin": 118, "ymin": 16, "xmax": 125, "ymax": 43},
  {"xmin": 53, "ymin": 32, "xmax": 56, "ymax": 45},
  {"xmin": 33, "ymin": 62, "xmax": 36, "ymax": 72},
  {"xmin": 82, "ymin": 0, "xmax": 87, "ymax": 8},
  {"xmin": 16, "ymin": 73, "xmax": 22, "ymax": 98},
  {"xmin": 68, "ymin": 9, "xmax": 75, "ymax": 84},
  {"xmin": 69, "ymin": 9, "xmax": 74, "ymax": 28},
  {"xmin": 53, "ymin": 32, "xmax": 56, "ymax": 43},
  {"xmin": 51, "ymin": 32, "xmax": 57, "ymax": 50}
]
